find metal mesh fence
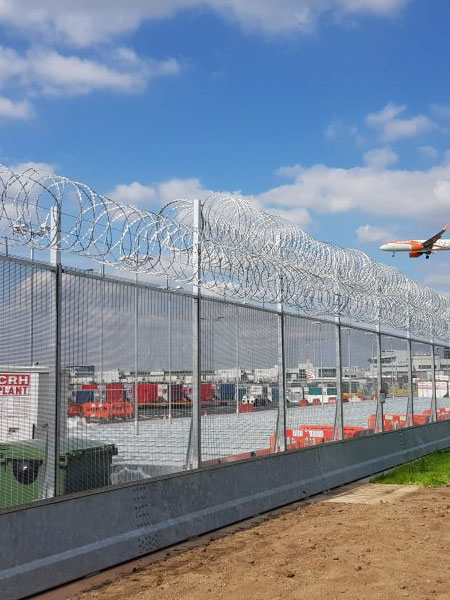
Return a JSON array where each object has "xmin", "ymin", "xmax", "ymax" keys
[
  {"xmin": 1, "ymin": 253, "xmax": 450, "ymax": 511},
  {"xmin": 434, "ymin": 346, "xmax": 450, "ymax": 421},
  {"xmin": 411, "ymin": 341, "xmax": 434, "ymax": 424},
  {"xmin": 341, "ymin": 327, "xmax": 379, "ymax": 438},
  {"xmin": 201, "ymin": 300, "xmax": 279, "ymax": 463},
  {"xmin": 284, "ymin": 316, "xmax": 338, "ymax": 448},
  {"xmin": 0, "ymin": 257, "xmax": 56, "ymax": 508},
  {"xmin": 380, "ymin": 334, "xmax": 410, "ymax": 430}
]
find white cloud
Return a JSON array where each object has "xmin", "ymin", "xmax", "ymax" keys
[
  {"xmin": 366, "ymin": 102, "xmax": 434, "ymax": 142},
  {"xmin": 382, "ymin": 115, "xmax": 434, "ymax": 142},
  {"xmin": 363, "ymin": 146, "xmax": 398, "ymax": 169},
  {"xmin": 419, "ymin": 145, "xmax": 439, "ymax": 160},
  {"xmin": 366, "ymin": 102, "xmax": 406, "ymax": 128},
  {"xmin": 0, "ymin": 46, "xmax": 181, "ymax": 97},
  {"xmin": 109, "ymin": 182, "xmax": 157, "ymax": 206},
  {"xmin": 109, "ymin": 177, "xmax": 214, "ymax": 208},
  {"xmin": 0, "ymin": 1, "xmax": 412, "ymax": 47},
  {"xmin": 430, "ymin": 103, "xmax": 450, "ymax": 120},
  {"xmin": 356, "ymin": 224, "xmax": 396, "ymax": 244},
  {"xmin": 8, "ymin": 161, "xmax": 54, "ymax": 174},
  {"xmin": 257, "ymin": 162, "xmax": 450, "ymax": 225},
  {"xmin": 422, "ymin": 263, "xmax": 450, "ymax": 289},
  {"xmin": 324, "ymin": 119, "xmax": 360, "ymax": 141},
  {"xmin": 0, "ymin": 96, "xmax": 34, "ymax": 120}
]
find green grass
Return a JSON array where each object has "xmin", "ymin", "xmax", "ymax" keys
[{"xmin": 372, "ymin": 449, "xmax": 450, "ymax": 487}]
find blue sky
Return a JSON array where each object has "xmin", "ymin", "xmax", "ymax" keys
[{"xmin": 1, "ymin": 0, "xmax": 450, "ymax": 288}]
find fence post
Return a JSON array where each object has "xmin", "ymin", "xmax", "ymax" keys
[
  {"xmin": 134, "ymin": 272, "xmax": 139, "ymax": 436},
  {"xmin": 334, "ymin": 312, "xmax": 344, "ymax": 441},
  {"xmin": 431, "ymin": 343, "xmax": 437, "ymax": 423},
  {"xmin": 191, "ymin": 198, "xmax": 202, "ymax": 469},
  {"xmin": 51, "ymin": 204, "xmax": 62, "ymax": 497},
  {"xmin": 406, "ymin": 336, "xmax": 414, "ymax": 427},
  {"xmin": 376, "ymin": 329, "xmax": 384, "ymax": 433},
  {"xmin": 276, "ymin": 308, "xmax": 287, "ymax": 452}
]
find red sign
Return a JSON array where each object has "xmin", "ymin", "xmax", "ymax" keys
[{"xmin": 0, "ymin": 374, "xmax": 30, "ymax": 396}]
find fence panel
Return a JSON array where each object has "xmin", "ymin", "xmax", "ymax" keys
[
  {"xmin": 3, "ymin": 253, "xmax": 450, "ymax": 511},
  {"xmin": 432, "ymin": 346, "xmax": 450, "ymax": 422},
  {"xmin": 341, "ymin": 327, "xmax": 379, "ymax": 437},
  {"xmin": 411, "ymin": 341, "xmax": 434, "ymax": 425},
  {"xmin": 0, "ymin": 259, "xmax": 56, "ymax": 509},
  {"xmin": 62, "ymin": 273, "xmax": 193, "ymax": 493},
  {"xmin": 284, "ymin": 316, "xmax": 339, "ymax": 449},
  {"xmin": 380, "ymin": 334, "xmax": 410, "ymax": 430},
  {"xmin": 201, "ymin": 299, "xmax": 280, "ymax": 464}
]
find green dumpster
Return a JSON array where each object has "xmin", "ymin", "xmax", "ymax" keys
[{"xmin": 0, "ymin": 438, "xmax": 117, "ymax": 509}]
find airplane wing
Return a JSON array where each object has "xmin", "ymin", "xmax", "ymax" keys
[{"xmin": 421, "ymin": 223, "xmax": 449, "ymax": 251}]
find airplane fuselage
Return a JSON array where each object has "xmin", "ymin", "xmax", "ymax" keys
[{"xmin": 380, "ymin": 240, "xmax": 450, "ymax": 252}]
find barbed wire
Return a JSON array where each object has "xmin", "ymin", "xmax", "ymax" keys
[{"xmin": 0, "ymin": 163, "xmax": 449, "ymax": 341}]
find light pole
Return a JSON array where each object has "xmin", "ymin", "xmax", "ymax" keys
[
  {"xmin": 235, "ymin": 306, "xmax": 240, "ymax": 416},
  {"xmin": 12, "ymin": 220, "xmax": 51, "ymax": 365},
  {"xmin": 364, "ymin": 332, "xmax": 376, "ymax": 401},
  {"xmin": 201, "ymin": 315, "xmax": 224, "ymax": 407},
  {"xmin": 161, "ymin": 279, "xmax": 182, "ymax": 424},
  {"xmin": 119, "ymin": 253, "xmax": 153, "ymax": 436},
  {"xmin": 314, "ymin": 322, "xmax": 324, "ymax": 409},
  {"xmin": 342, "ymin": 327, "xmax": 352, "ymax": 400}
]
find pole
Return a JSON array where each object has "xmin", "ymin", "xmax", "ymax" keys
[
  {"xmin": 334, "ymin": 291, "xmax": 344, "ymax": 441},
  {"xmin": 191, "ymin": 198, "xmax": 202, "ymax": 468},
  {"xmin": 276, "ymin": 309, "xmax": 287, "ymax": 452},
  {"xmin": 320, "ymin": 325, "xmax": 324, "ymax": 409},
  {"xmin": 431, "ymin": 343, "xmax": 437, "ymax": 423},
  {"xmin": 406, "ymin": 337, "xmax": 414, "ymax": 427},
  {"xmin": 100, "ymin": 264, "xmax": 105, "ymax": 404},
  {"xmin": 168, "ymin": 291, "xmax": 172, "ymax": 423},
  {"xmin": 134, "ymin": 271, "xmax": 139, "ymax": 435},
  {"xmin": 30, "ymin": 246, "xmax": 34, "ymax": 365},
  {"xmin": 376, "ymin": 330, "xmax": 384, "ymax": 433},
  {"xmin": 347, "ymin": 329, "xmax": 351, "ymax": 399},
  {"xmin": 235, "ymin": 305, "xmax": 240, "ymax": 416},
  {"xmin": 51, "ymin": 204, "xmax": 62, "ymax": 497}
]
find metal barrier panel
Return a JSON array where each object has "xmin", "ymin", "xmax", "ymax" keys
[
  {"xmin": 284, "ymin": 315, "xmax": 338, "ymax": 448},
  {"xmin": 3, "ymin": 420, "xmax": 450, "ymax": 600},
  {"xmin": 62, "ymin": 272, "xmax": 194, "ymax": 492},
  {"xmin": 411, "ymin": 340, "xmax": 433, "ymax": 424},
  {"xmin": 380, "ymin": 333, "xmax": 410, "ymax": 431},
  {"xmin": 432, "ymin": 345, "xmax": 450, "ymax": 422},
  {"xmin": 201, "ymin": 299, "xmax": 280, "ymax": 463},
  {"xmin": 341, "ymin": 326, "xmax": 379, "ymax": 437},
  {"xmin": 0, "ymin": 258, "xmax": 57, "ymax": 509}
]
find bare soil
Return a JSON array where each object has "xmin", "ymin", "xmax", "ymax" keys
[{"xmin": 73, "ymin": 486, "xmax": 450, "ymax": 600}]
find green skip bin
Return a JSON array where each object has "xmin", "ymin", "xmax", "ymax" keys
[{"xmin": 0, "ymin": 438, "xmax": 117, "ymax": 509}]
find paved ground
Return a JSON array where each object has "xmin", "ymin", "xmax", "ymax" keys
[{"xmin": 71, "ymin": 483, "xmax": 450, "ymax": 600}]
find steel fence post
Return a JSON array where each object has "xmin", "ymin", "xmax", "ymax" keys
[
  {"xmin": 376, "ymin": 329, "xmax": 384, "ymax": 433},
  {"xmin": 134, "ymin": 272, "xmax": 139, "ymax": 436},
  {"xmin": 191, "ymin": 198, "xmax": 202, "ymax": 469},
  {"xmin": 431, "ymin": 343, "xmax": 437, "ymax": 423},
  {"xmin": 406, "ymin": 337, "xmax": 414, "ymax": 427},
  {"xmin": 51, "ymin": 204, "xmax": 62, "ymax": 497},
  {"xmin": 334, "ymin": 315, "xmax": 344, "ymax": 441},
  {"xmin": 276, "ymin": 309, "xmax": 287, "ymax": 452}
]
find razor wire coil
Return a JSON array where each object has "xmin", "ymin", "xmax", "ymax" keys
[{"xmin": 0, "ymin": 163, "xmax": 449, "ymax": 341}]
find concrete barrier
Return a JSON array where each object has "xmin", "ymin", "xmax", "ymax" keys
[{"xmin": 2, "ymin": 420, "xmax": 450, "ymax": 600}]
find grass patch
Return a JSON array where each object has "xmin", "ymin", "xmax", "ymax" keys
[{"xmin": 372, "ymin": 449, "xmax": 450, "ymax": 487}]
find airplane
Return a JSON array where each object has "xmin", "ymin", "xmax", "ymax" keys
[{"xmin": 380, "ymin": 224, "xmax": 450, "ymax": 259}]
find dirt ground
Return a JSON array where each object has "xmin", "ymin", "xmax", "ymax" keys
[{"xmin": 73, "ymin": 485, "xmax": 450, "ymax": 600}]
